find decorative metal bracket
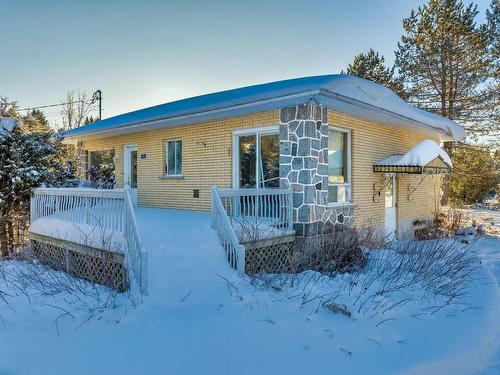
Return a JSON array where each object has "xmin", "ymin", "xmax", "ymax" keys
[
  {"xmin": 407, "ymin": 175, "xmax": 427, "ymax": 201},
  {"xmin": 373, "ymin": 176, "xmax": 392, "ymax": 203}
]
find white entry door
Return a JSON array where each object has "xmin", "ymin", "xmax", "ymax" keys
[
  {"xmin": 384, "ymin": 174, "xmax": 397, "ymax": 240},
  {"xmin": 124, "ymin": 145, "xmax": 138, "ymax": 205}
]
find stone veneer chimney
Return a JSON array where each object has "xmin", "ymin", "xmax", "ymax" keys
[{"xmin": 279, "ymin": 104, "xmax": 354, "ymax": 237}]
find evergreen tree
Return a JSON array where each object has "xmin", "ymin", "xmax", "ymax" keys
[
  {"xmin": 395, "ymin": 0, "xmax": 499, "ymax": 205},
  {"xmin": 487, "ymin": 0, "xmax": 499, "ymax": 59},
  {"xmin": 343, "ymin": 49, "xmax": 407, "ymax": 99},
  {"xmin": 21, "ymin": 109, "xmax": 51, "ymax": 133},
  {"xmin": 0, "ymin": 96, "xmax": 18, "ymax": 117},
  {"xmin": 84, "ymin": 115, "xmax": 97, "ymax": 125},
  {"xmin": 395, "ymin": 0, "xmax": 497, "ymax": 138},
  {"xmin": 0, "ymin": 99, "xmax": 75, "ymax": 256},
  {"xmin": 486, "ymin": 0, "xmax": 500, "ymax": 146},
  {"xmin": 449, "ymin": 143, "xmax": 499, "ymax": 204}
]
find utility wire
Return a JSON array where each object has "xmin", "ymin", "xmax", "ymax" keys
[
  {"xmin": 18, "ymin": 100, "xmax": 88, "ymax": 112},
  {"xmin": 17, "ymin": 90, "xmax": 101, "ymax": 114}
]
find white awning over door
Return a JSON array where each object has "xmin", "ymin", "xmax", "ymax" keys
[{"xmin": 373, "ymin": 140, "xmax": 452, "ymax": 174}]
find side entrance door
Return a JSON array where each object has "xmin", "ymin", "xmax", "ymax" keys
[
  {"xmin": 124, "ymin": 145, "xmax": 138, "ymax": 205},
  {"xmin": 384, "ymin": 174, "xmax": 397, "ymax": 240}
]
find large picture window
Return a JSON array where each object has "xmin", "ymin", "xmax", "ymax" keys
[
  {"xmin": 165, "ymin": 140, "xmax": 182, "ymax": 176},
  {"xmin": 328, "ymin": 128, "xmax": 351, "ymax": 204}
]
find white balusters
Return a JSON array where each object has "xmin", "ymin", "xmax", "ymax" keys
[{"xmin": 30, "ymin": 187, "xmax": 148, "ymax": 294}]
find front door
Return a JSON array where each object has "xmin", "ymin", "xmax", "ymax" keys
[
  {"xmin": 384, "ymin": 174, "xmax": 397, "ymax": 240},
  {"xmin": 234, "ymin": 129, "xmax": 280, "ymax": 189},
  {"xmin": 124, "ymin": 145, "xmax": 138, "ymax": 205}
]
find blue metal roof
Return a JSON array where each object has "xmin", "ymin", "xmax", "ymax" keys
[{"xmin": 64, "ymin": 74, "xmax": 464, "ymax": 141}]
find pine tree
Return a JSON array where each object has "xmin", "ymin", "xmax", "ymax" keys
[
  {"xmin": 486, "ymin": 0, "xmax": 500, "ymax": 146},
  {"xmin": 395, "ymin": 0, "xmax": 499, "ymax": 205},
  {"xmin": 395, "ymin": 0, "xmax": 497, "ymax": 138},
  {"xmin": 21, "ymin": 109, "xmax": 51, "ymax": 133},
  {"xmin": 343, "ymin": 49, "xmax": 407, "ymax": 99},
  {"xmin": 84, "ymin": 115, "xmax": 97, "ymax": 125},
  {"xmin": 487, "ymin": 0, "xmax": 499, "ymax": 59}
]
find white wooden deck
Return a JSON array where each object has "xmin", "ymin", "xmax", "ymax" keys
[
  {"xmin": 30, "ymin": 186, "xmax": 295, "ymax": 282},
  {"xmin": 30, "ymin": 188, "xmax": 148, "ymax": 293}
]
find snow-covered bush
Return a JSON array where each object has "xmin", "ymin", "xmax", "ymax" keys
[
  {"xmin": 0, "ymin": 122, "xmax": 75, "ymax": 256},
  {"xmin": 88, "ymin": 164, "xmax": 115, "ymax": 189}
]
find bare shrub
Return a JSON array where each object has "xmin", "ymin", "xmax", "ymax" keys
[
  {"xmin": 414, "ymin": 207, "xmax": 471, "ymax": 240},
  {"xmin": 355, "ymin": 218, "xmax": 387, "ymax": 249},
  {"xmin": 352, "ymin": 238, "xmax": 480, "ymax": 315},
  {"xmin": 290, "ymin": 225, "xmax": 366, "ymax": 274},
  {"xmin": 0, "ymin": 249, "xmax": 139, "ymax": 332},
  {"xmin": 7, "ymin": 211, "xmax": 138, "ymax": 328},
  {"xmin": 250, "ymin": 236, "xmax": 480, "ymax": 318}
]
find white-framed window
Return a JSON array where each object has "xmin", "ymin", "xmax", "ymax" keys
[
  {"xmin": 328, "ymin": 127, "xmax": 351, "ymax": 204},
  {"xmin": 165, "ymin": 139, "xmax": 182, "ymax": 176}
]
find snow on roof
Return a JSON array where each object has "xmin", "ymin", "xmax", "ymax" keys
[
  {"xmin": 375, "ymin": 139, "xmax": 452, "ymax": 168},
  {"xmin": 64, "ymin": 75, "xmax": 465, "ymax": 141}
]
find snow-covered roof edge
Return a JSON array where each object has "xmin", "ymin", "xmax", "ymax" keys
[
  {"xmin": 375, "ymin": 140, "xmax": 452, "ymax": 168},
  {"xmin": 63, "ymin": 75, "xmax": 465, "ymax": 142}
]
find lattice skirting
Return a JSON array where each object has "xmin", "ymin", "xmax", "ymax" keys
[
  {"xmin": 245, "ymin": 242, "xmax": 293, "ymax": 274},
  {"xmin": 31, "ymin": 239, "xmax": 129, "ymax": 292}
]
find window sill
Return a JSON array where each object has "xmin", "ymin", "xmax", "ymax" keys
[
  {"xmin": 326, "ymin": 202, "xmax": 357, "ymax": 209},
  {"xmin": 159, "ymin": 175, "xmax": 184, "ymax": 180}
]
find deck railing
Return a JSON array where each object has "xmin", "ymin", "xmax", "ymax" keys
[
  {"xmin": 123, "ymin": 186, "xmax": 148, "ymax": 294},
  {"xmin": 31, "ymin": 188, "xmax": 126, "ymax": 230},
  {"xmin": 216, "ymin": 187, "xmax": 294, "ymax": 232},
  {"xmin": 212, "ymin": 187, "xmax": 246, "ymax": 274},
  {"xmin": 211, "ymin": 186, "xmax": 294, "ymax": 274},
  {"xmin": 30, "ymin": 187, "xmax": 148, "ymax": 294}
]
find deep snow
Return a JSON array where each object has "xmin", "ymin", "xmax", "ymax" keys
[{"xmin": 1, "ymin": 208, "xmax": 499, "ymax": 375}]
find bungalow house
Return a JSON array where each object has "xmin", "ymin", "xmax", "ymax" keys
[{"xmin": 29, "ymin": 74, "xmax": 464, "ymax": 292}]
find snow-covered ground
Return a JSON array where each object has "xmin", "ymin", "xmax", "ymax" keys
[{"xmin": 1, "ymin": 208, "xmax": 499, "ymax": 375}]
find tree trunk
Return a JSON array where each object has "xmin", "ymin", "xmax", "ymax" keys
[
  {"xmin": 0, "ymin": 221, "xmax": 8, "ymax": 258},
  {"xmin": 440, "ymin": 141, "xmax": 455, "ymax": 207}
]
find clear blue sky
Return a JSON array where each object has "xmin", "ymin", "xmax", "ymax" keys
[{"xmin": 0, "ymin": 0, "xmax": 491, "ymax": 124}]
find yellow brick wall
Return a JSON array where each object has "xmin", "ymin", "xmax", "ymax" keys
[
  {"xmin": 328, "ymin": 110, "xmax": 440, "ymax": 229},
  {"xmin": 82, "ymin": 109, "xmax": 441, "ymax": 231},
  {"xmin": 82, "ymin": 111, "xmax": 279, "ymax": 211}
]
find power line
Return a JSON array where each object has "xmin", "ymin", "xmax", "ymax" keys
[
  {"xmin": 18, "ymin": 100, "xmax": 87, "ymax": 111},
  {"xmin": 17, "ymin": 90, "xmax": 103, "ymax": 118}
]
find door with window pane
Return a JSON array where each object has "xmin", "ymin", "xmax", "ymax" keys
[
  {"xmin": 384, "ymin": 174, "xmax": 397, "ymax": 240},
  {"xmin": 124, "ymin": 145, "xmax": 138, "ymax": 205}
]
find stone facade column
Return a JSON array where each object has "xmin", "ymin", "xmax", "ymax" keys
[
  {"xmin": 279, "ymin": 104, "xmax": 329, "ymax": 237},
  {"xmin": 279, "ymin": 104, "xmax": 355, "ymax": 237}
]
